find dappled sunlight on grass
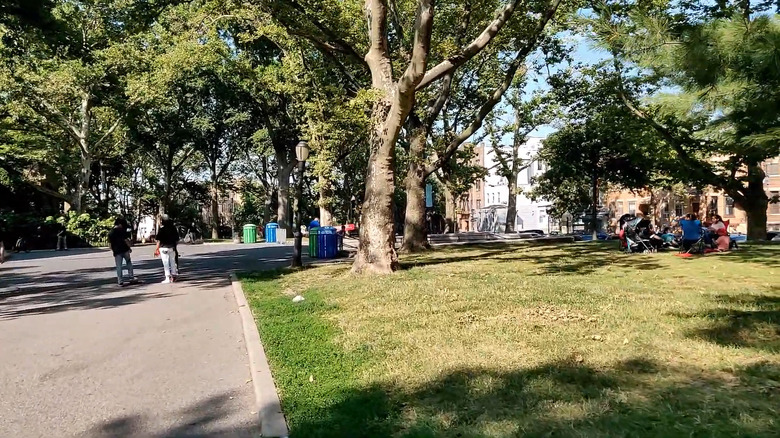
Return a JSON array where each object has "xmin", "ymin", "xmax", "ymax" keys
[{"xmin": 241, "ymin": 243, "xmax": 779, "ymax": 437}]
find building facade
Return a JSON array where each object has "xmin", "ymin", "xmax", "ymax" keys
[
  {"xmin": 455, "ymin": 143, "xmax": 486, "ymax": 231},
  {"xmin": 475, "ymin": 137, "xmax": 557, "ymax": 233},
  {"xmin": 606, "ymin": 158, "xmax": 780, "ymax": 233}
]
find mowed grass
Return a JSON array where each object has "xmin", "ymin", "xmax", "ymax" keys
[{"xmin": 240, "ymin": 243, "xmax": 780, "ymax": 438}]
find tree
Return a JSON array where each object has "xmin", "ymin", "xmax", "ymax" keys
[
  {"xmin": 0, "ymin": 0, "xmax": 161, "ymax": 212},
  {"xmin": 265, "ymin": 0, "xmax": 566, "ymax": 273},
  {"xmin": 435, "ymin": 144, "xmax": 488, "ymax": 233},
  {"xmin": 530, "ymin": 69, "xmax": 658, "ymax": 238},
  {"xmin": 593, "ymin": 1, "xmax": 780, "ymax": 239},
  {"xmin": 399, "ymin": 0, "xmax": 567, "ymax": 252},
  {"xmin": 486, "ymin": 89, "xmax": 557, "ymax": 233}
]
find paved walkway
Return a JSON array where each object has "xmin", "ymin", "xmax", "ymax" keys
[{"xmin": 0, "ymin": 243, "xmax": 295, "ymax": 437}]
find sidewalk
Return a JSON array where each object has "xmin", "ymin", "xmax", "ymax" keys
[{"xmin": 0, "ymin": 244, "xmax": 294, "ymax": 437}]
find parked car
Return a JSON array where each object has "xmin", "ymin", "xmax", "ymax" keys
[{"xmin": 517, "ymin": 229, "xmax": 546, "ymax": 237}]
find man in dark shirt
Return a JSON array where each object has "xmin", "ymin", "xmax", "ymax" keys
[
  {"xmin": 109, "ymin": 218, "xmax": 136, "ymax": 286},
  {"xmin": 56, "ymin": 222, "xmax": 68, "ymax": 251}
]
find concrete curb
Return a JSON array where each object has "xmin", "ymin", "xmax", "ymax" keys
[{"xmin": 229, "ymin": 273, "xmax": 289, "ymax": 438}]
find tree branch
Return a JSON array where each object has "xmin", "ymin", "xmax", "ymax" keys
[
  {"xmin": 424, "ymin": 72, "xmax": 453, "ymax": 130},
  {"xmin": 275, "ymin": 0, "xmax": 368, "ymax": 69},
  {"xmin": 416, "ymin": 0, "xmax": 521, "ymax": 91},
  {"xmin": 365, "ymin": 0, "xmax": 393, "ymax": 89},
  {"xmin": 93, "ymin": 117, "xmax": 123, "ymax": 149},
  {"xmin": 423, "ymin": 0, "xmax": 563, "ymax": 177}
]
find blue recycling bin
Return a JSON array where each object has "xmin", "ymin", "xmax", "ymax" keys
[
  {"xmin": 265, "ymin": 223, "xmax": 278, "ymax": 243},
  {"xmin": 317, "ymin": 226, "xmax": 339, "ymax": 259}
]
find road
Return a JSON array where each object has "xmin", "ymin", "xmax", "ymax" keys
[{"xmin": 0, "ymin": 243, "xmax": 297, "ymax": 438}]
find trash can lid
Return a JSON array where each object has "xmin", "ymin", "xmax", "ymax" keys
[
  {"xmin": 266, "ymin": 223, "xmax": 279, "ymax": 228},
  {"xmin": 243, "ymin": 224, "xmax": 257, "ymax": 228}
]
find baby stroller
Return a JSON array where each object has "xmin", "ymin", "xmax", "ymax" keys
[{"xmin": 619, "ymin": 215, "xmax": 655, "ymax": 253}]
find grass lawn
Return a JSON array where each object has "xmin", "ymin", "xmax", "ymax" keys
[{"xmin": 240, "ymin": 243, "xmax": 779, "ymax": 438}]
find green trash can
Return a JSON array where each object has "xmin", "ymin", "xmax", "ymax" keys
[
  {"xmin": 243, "ymin": 224, "xmax": 257, "ymax": 244},
  {"xmin": 308, "ymin": 227, "xmax": 320, "ymax": 257}
]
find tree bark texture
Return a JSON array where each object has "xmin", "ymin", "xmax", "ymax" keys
[
  {"xmin": 318, "ymin": 175, "xmax": 334, "ymax": 226},
  {"xmin": 276, "ymin": 162, "xmax": 293, "ymax": 230},
  {"xmin": 353, "ymin": 100, "xmax": 400, "ymax": 274},
  {"xmin": 401, "ymin": 121, "xmax": 431, "ymax": 252},
  {"xmin": 740, "ymin": 164, "xmax": 769, "ymax": 240},
  {"xmin": 505, "ymin": 184, "xmax": 517, "ymax": 233},
  {"xmin": 444, "ymin": 186, "xmax": 455, "ymax": 233},
  {"xmin": 591, "ymin": 174, "xmax": 599, "ymax": 240},
  {"xmin": 210, "ymin": 172, "xmax": 220, "ymax": 239},
  {"xmin": 352, "ymin": 0, "xmax": 434, "ymax": 274}
]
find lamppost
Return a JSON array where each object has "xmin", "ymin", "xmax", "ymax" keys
[
  {"xmin": 350, "ymin": 195, "xmax": 356, "ymax": 224},
  {"xmin": 291, "ymin": 141, "xmax": 309, "ymax": 268}
]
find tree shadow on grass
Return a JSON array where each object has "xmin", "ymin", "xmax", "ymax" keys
[
  {"xmin": 400, "ymin": 242, "xmax": 666, "ymax": 275},
  {"xmin": 719, "ymin": 244, "xmax": 780, "ymax": 268},
  {"xmin": 675, "ymin": 294, "xmax": 780, "ymax": 353},
  {"xmin": 289, "ymin": 357, "xmax": 779, "ymax": 438}
]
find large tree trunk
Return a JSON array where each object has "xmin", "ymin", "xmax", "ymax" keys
[
  {"xmin": 401, "ymin": 124, "xmax": 430, "ymax": 252},
  {"xmin": 444, "ymin": 187, "xmax": 456, "ymax": 233},
  {"xmin": 352, "ymin": 0, "xmax": 434, "ymax": 274},
  {"xmin": 276, "ymin": 163, "xmax": 292, "ymax": 230},
  {"xmin": 591, "ymin": 175, "xmax": 599, "ymax": 240},
  {"xmin": 740, "ymin": 164, "xmax": 769, "ymax": 241},
  {"xmin": 210, "ymin": 172, "xmax": 220, "ymax": 239},
  {"xmin": 263, "ymin": 189, "xmax": 272, "ymax": 226},
  {"xmin": 318, "ymin": 175, "xmax": 334, "ymax": 226},
  {"xmin": 352, "ymin": 101, "xmax": 400, "ymax": 274},
  {"xmin": 73, "ymin": 153, "xmax": 92, "ymax": 213},
  {"xmin": 401, "ymin": 170, "xmax": 428, "ymax": 251},
  {"xmin": 505, "ymin": 184, "xmax": 517, "ymax": 233}
]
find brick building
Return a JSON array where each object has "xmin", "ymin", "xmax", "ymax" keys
[{"xmin": 606, "ymin": 158, "xmax": 780, "ymax": 234}]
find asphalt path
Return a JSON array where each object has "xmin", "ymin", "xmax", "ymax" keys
[{"xmin": 0, "ymin": 243, "xmax": 297, "ymax": 437}]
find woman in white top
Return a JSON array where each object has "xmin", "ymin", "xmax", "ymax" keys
[{"xmin": 709, "ymin": 215, "xmax": 726, "ymax": 232}]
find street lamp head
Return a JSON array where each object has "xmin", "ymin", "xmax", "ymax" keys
[
  {"xmin": 295, "ymin": 141, "xmax": 310, "ymax": 162},
  {"xmin": 351, "ymin": 195, "xmax": 356, "ymax": 202}
]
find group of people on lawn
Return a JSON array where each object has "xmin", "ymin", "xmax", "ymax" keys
[{"xmin": 626, "ymin": 211, "xmax": 733, "ymax": 252}]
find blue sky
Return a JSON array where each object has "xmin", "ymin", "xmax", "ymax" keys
[{"xmin": 489, "ymin": 32, "xmax": 611, "ymax": 143}]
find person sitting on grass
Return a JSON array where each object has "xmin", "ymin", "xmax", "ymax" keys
[{"xmin": 676, "ymin": 213, "xmax": 702, "ymax": 251}]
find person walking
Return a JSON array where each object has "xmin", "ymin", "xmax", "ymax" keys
[
  {"xmin": 154, "ymin": 216, "xmax": 179, "ymax": 283},
  {"xmin": 56, "ymin": 222, "xmax": 68, "ymax": 251},
  {"xmin": 109, "ymin": 218, "xmax": 136, "ymax": 286}
]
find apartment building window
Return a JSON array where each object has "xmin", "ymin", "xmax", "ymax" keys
[
  {"xmin": 539, "ymin": 208, "xmax": 547, "ymax": 224},
  {"xmin": 675, "ymin": 201, "xmax": 684, "ymax": 217},
  {"xmin": 476, "ymin": 199, "xmax": 481, "ymax": 209},
  {"xmin": 709, "ymin": 196, "xmax": 719, "ymax": 215},
  {"xmin": 616, "ymin": 201, "xmax": 624, "ymax": 216},
  {"xmin": 497, "ymin": 193, "xmax": 501, "ymax": 204},
  {"xmin": 628, "ymin": 201, "xmax": 636, "ymax": 214},
  {"xmin": 725, "ymin": 196, "xmax": 735, "ymax": 216},
  {"xmin": 537, "ymin": 160, "xmax": 543, "ymax": 171},
  {"xmin": 771, "ymin": 192, "xmax": 780, "ymax": 215},
  {"xmin": 767, "ymin": 162, "xmax": 780, "ymax": 176}
]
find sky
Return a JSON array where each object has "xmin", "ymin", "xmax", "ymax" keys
[{"xmin": 489, "ymin": 32, "xmax": 611, "ymax": 143}]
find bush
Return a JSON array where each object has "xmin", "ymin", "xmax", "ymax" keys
[{"xmin": 65, "ymin": 213, "xmax": 114, "ymax": 245}]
